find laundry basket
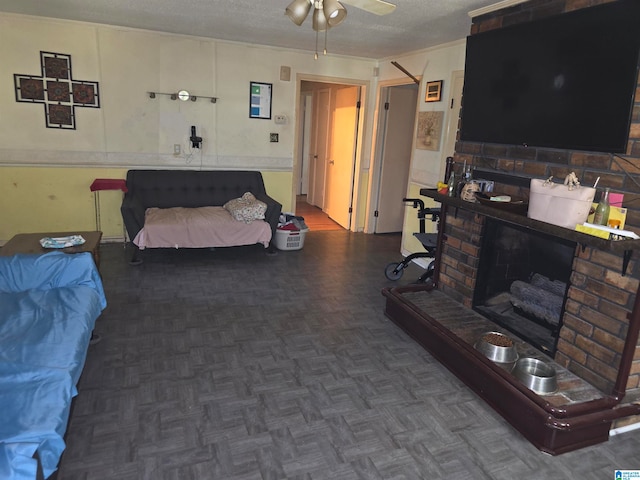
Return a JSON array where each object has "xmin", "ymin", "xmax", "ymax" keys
[{"xmin": 274, "ymin": 228, "xmax": 309, "ymax": 251}]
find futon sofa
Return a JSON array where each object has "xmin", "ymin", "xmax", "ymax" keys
[
  {"xmin": 120, "ymin": 170, "xmax": 283, "ymax": 263},
  {"xmin": 0, "ymin": 251, "xmax": 107, "ymax": 479}
]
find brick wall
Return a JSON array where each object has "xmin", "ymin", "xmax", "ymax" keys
[
  {"xmin": 460, "ymin": 0, "xmax": 640, "ymax": 231},
  {"xmin": 560, "ymin": 248, "xmax": 640, "ymax": 390},
  {"xmin": 439, "ymin": 209, "xmax": 482, "ymax": 308},
  {"xmin": 442, "ymin": 0, "xmax": 640, "ymax": 393}
]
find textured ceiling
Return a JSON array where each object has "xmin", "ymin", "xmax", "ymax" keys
[{"xmin": 0, "ymin": 0, "xmax": 503, "ymax": 59}]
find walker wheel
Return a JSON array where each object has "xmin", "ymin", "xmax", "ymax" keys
[{"xmin": 385, "ymin": 262, "xmax": 404, "ymax": 281}]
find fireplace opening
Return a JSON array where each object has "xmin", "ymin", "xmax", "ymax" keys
[{"xmin": 473, "ymin": 218, "xmax": 576, "ymax": 356}]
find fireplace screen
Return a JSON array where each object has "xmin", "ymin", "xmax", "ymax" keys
[{"xmin": 473, "ymin": 218, "xmax": 576, "ymax": 355}]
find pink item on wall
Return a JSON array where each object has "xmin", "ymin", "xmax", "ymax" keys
[{"xmin": 609, "ymin": 192, "xmax": 624, "ymax": 207}]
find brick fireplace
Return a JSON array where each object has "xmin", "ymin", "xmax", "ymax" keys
[
  {"xmin": 438, "ymin": 206, "xmax": 639, "ymax": 395},
  {"xmin": 445, "ymin": 0, "xmax": 640, "ymax": 399},
  {"xmin": 382, "ymin": 0, "xmax": 640, "ymax": 453},
  {"xmin": 382, "ymin": 191, "xmax": 640, "ymax": 453}
]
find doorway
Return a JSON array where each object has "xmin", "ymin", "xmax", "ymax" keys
[{"xmin": 296, "ymin": 79, "xmax": 364, "ymax": 231}]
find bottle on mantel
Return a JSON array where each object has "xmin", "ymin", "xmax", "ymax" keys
[
  {"xmin": 457, "ymin": 165, "xmax": 472, "ymax": 197},
  {"xmin": 593, "ymin": 187, "xmax": 610, "ymax": 226},
  {"xmin": 447, "ymin": 171, "xmax": 456, "ymax": 197}
]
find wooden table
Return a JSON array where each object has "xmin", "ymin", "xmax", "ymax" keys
[{"xmin": 0, "ymin": 231, "xmax": 103, "ymax": 269}]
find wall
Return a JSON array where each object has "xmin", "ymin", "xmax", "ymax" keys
[
  {"xmin": 0, "ymin": 13, "xmax": 376, "ymax": 242},
  {"xmin": 371, "ymin": 42, "xmax": 466, "ymax": 254}
]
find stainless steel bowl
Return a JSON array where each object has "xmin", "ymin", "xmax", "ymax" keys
[
  {"xmin": 474, "ymin": 331, "xmax": 518, "ymax": 364},
  {"xmin": 513, "ymin": 357, "xmax": 558, "ymax": 394}
]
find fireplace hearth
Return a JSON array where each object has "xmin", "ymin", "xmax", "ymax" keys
[{"xmin": 380, "ymin": 188, "xmax": 640, "ymax": 454}]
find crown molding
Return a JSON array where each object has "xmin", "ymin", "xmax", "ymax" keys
[{"xmin": 468, "ymin": 0, "xmax": 528, "ymax": 18}]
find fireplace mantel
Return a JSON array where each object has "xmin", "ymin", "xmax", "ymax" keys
[{"xmin": 420, "ymin": 188, "xmax": 640, "ymax": 275}]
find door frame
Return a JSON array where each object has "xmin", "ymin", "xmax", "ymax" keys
[
  {"xmin": 365, "ymin": 76, "xmax": 421, "ymax": 234},
  {"xmin": 292, "ymin": 74, "xmax": 369, "ymax": 232},
  {"xmin": 440, "ymin": 70, "xmax": 465, "ymax": 180},
  {"xmin": 297, "ymin": 91, "xmax": 313, "ymax": 196}
]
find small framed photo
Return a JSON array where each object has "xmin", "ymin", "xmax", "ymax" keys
[
  {"xmin": 249, "ymin": 81, "xmax": 272, "ymax": 119},
  {"xmin": 425, "ymin": 80, "xmax": 443, "ymax": 102}
]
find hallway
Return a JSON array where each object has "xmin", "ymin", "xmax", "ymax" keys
[{"xmin": 296, "ymin": 195, "xmax": 343, "ymax": 231}]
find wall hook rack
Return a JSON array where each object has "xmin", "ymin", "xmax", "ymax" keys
[{"xmin": 147, "ymin": 91, "xmax": 218, "ymax": 103}]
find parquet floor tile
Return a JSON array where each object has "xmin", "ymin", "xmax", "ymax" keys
[{"xmin": 57, "ymin": 231, "xmax": 640, "ymax": 479}]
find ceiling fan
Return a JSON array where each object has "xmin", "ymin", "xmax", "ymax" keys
[{"xmin": 285, "ymin": 0, "xmax": 397, "ymax": 58}]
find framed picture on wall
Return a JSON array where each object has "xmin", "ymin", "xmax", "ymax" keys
[
  {"xmin": 416, "ymin": 111, "xmax": 444, "ymax": 151},
  {"xmin": 425, "ymin": 80, "xmax": 443, "ymax": 102},
  {"xmin": 249, "ymin": 81, "xmax": 272, "ymax": 119}
]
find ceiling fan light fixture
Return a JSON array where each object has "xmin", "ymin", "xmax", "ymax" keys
[
  {"xmin": 323, "ymin": 0, "xmax": 347, "ymax": 27},
  {"xmin": 312, "ymin": 7, "xmax": 329, "ymax": 32},
  {"xmin": 285, "ymin": 0, "xmax": 312, "ymax": 26}
]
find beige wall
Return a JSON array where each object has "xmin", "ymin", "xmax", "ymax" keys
[
  {"xmin": 0, "ymin": 166, "xmax": 292, "ymax": 242},
  {"xmin": 0, "ymin": 14, "xmax": 470, "ymax": 250},
  {"xmin": 0, "ymin": 13, "xmax": 378, "ymax": 242},
  {"xmin": 370, "ymin": 41, "xmax": 467, "ymax": 254}
]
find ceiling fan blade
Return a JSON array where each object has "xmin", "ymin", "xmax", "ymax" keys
[{"xmin": 341, "ymin": 0, "xmax": 396, "ymax": 16}]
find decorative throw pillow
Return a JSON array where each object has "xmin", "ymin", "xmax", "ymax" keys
[{"xmin": 223, "ymin": 192, "xmax": 267, "ymax": 223}]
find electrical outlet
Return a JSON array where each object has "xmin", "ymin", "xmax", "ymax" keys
[
  {"xmin": 174, "ymin": 144, "xmax": 181, "ymax": 155},
  {"xmin": 270, "ymin": 133, "xmax": 279, "ymax": 143}
]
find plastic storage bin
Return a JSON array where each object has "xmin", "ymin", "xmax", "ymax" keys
[
  {"xmin": 527, "ymin": 178, "xmax": 596, "ymax": 229},
  {"xmin": 274, "ymin": 228, "xmax": 309, "ymax": 251}
]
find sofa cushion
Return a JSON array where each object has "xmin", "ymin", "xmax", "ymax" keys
[{"xmin": 223, "ymin": 192, "xmax": 267, "ymax": 224}]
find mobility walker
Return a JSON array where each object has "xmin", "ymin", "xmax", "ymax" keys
[{"xmin": 384, "ymin": 197, "xmax": 440, "ymax": 283}]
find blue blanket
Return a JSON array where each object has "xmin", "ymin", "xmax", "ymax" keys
[{"xmin": 0, "ymin": 252, "xmax": 107, "ymax": 479}]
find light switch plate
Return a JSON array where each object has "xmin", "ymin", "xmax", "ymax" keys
[
  {"xmin": 280, "ymin": 66, "xmax": 291, "ymax": 82},
  {"xmin": 274, "ymin": 115, "xmax": 287, "ymax": 125}
]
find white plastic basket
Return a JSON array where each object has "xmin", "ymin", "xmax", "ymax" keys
[{"xmin": 274, "ymin": 228, "xmax": 309, "ymax": 251}]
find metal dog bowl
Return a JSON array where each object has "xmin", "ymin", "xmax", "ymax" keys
[
  {"xmin": 513, "ymin": 357, "xmax": 558, "ymax": 394},
  {"xmin": 474, "ymin": 331, "xmax": 518, "ymax": 364}
]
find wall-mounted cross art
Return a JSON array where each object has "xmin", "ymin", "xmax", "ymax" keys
[{"xmin": 14, "ymin": 51, "xmax": 100, "ymax": 129}]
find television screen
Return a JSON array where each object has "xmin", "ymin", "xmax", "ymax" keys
[{"xmin": 460, "ymin": 0, "xmax": 640, "ymax": 153}]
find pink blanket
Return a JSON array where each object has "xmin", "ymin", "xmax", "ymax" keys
[{"xmin": 133, "ymin": 207, "xmax": 272, "ymax": 250}]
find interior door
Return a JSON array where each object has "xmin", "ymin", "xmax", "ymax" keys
[
  {"xmin": 325, "ymin": 86, "xmax": 360, "ymax": 229},
  {"xmin": 375, "ymin": 84, "xmax": 418, "ymax": 233},
  {"xmin": 308, "ymin": 88, "xmax": 331, "ymax": 208}
]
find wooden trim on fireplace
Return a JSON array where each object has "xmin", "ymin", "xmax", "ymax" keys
[{"xmin": 381, "ymin": 284, "xmax": 640, "ymax": 454}]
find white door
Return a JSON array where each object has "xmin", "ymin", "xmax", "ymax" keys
[
  {"xmin": 325, "ymin": 86, "xmax": 360, "ymax": 229},
  {"xmin": 309, "ymin": 88, "xmax": 331, "ymax": 207},
  {"xmin": 375, "ymin": 84, "xmax": 418, "ymax": 233}
]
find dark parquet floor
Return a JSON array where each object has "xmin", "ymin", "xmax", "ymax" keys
[{"xmin": 58, "ymin": 231, "xmax": 640, "ymax": 479}]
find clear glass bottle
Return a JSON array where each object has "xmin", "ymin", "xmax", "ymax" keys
[
  {"xmin": 447, "ymin": 171, "xmax": 456, "ymax": 197},
  {"xmin": 593, "ymin": 187, "xmax": 610, "ymax": 226}
]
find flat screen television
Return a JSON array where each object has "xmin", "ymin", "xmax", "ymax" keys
[{"xmin": 460, "ymin": 0, "xmax": 640, "ymax": 153}]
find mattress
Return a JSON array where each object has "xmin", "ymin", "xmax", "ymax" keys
[{"xmin": 133, "ymin": 206, "xmax": 272, "ymax": 249}]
